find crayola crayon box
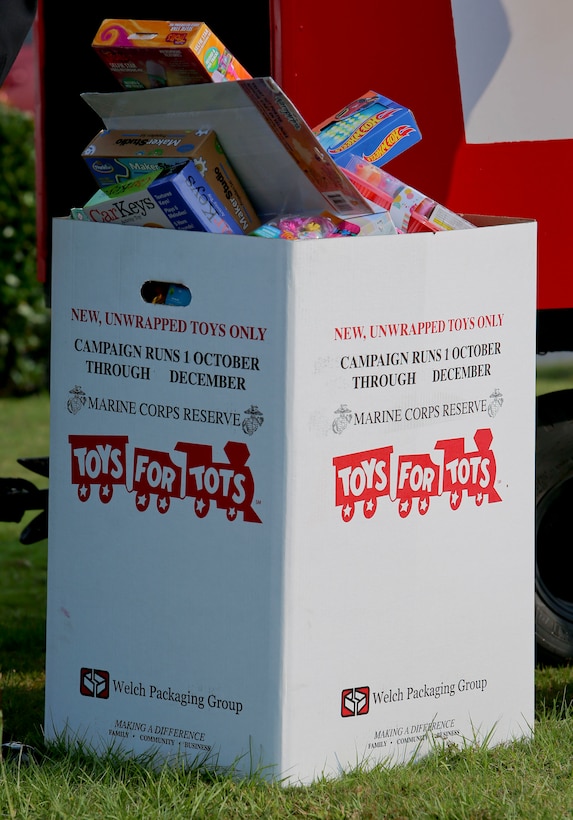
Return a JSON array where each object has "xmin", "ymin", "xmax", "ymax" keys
[
  {"xmin": 313, "ymin": 91, "xmax": 422, "ymax": 168},
  {"xmin": 92, "ymin": 19, "xmax": 252, "ymax": 90}
]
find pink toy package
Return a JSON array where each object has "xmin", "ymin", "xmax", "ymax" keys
[{"xmin": 342, "ymin": 155, "xmax": 475, "ymax": 233}]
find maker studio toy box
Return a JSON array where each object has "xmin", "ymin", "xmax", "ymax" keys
[
  {"xmin": 82, "ymin": 128, "xmax": 260, "ymax": 234},
  {"xmin": 313, "ymin": 91, "xmax": 421, "ymax": 168},
  {"xmin": 92, "ymin": 20, "xmax": 252, "ymax": 90}
]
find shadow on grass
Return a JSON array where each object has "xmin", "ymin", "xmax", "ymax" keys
[
  {"xmin": 1, "ymin": 617, "xmax": 46, "ymax": 746},
  {"xmin": 1, "ymin": 675, "xmax": 45, "ymax": 748}
]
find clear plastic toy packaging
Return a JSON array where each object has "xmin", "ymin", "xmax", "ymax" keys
[{"xmin": 341, "ymin": 155, "xmax": 476, "ymax": 233}]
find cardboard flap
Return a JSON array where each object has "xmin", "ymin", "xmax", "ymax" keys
[{"xmin": 81, "ymin": 78, "xmax": 375, "ymax": 221}]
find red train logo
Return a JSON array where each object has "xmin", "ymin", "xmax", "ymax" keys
[
  {"xmin": 434, "ymin": 428, "xmax": 501, "ymax": 511},
  {"xmin": 68, "ymin": 434, "xmax": 260, "ymax": 522},
  {"xmin": 333, "ymin": 428, "xmax": 501, "ymax": 520}
]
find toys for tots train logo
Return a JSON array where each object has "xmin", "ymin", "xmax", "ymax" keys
[
  {"xmin": 68, "ymin": 434, "xmax": 261, "ymax": 522},
  {"xmin": 333, "ymin": 428, "xmax": 501, "ymax": 520}
]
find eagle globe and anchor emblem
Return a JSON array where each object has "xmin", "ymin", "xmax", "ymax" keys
[
  {"xmin": 332, "ymin": 404, "xmax": 353, "ymax": 434},
  {"xmin": 67, "ymin": 385, "xmax": 87, "ymax": 415},
  {"xmin": 487, "ymin": 388, "xmax": 504, "ymax": 418},
  {"xmin": 242, "ymin": 405, "xmax": 264, "ymax": 435}
]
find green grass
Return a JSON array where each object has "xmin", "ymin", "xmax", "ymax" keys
[
  {"xmin": 0, "ymin": 393, "xmax": 49, "ymax": 752},
  {"xmin": 4, "ymin": 388, "xmax": 573, "ymax": 817}
]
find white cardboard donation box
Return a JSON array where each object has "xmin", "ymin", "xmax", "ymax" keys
[{"xmin": 45, "ymin": 214, "xmax": 536, "ymax": 784}]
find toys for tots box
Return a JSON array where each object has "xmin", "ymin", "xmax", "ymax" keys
[{"xmin": 45, "ymin": 213, "xmax": 536, "ymax": 784}]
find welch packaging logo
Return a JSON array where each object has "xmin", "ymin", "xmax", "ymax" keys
[
  {"xmin": 68, "ymin": 435, "xmax": 261, "ymax": 522},
  {"xmin": 80, "ymin": 668, "xmax": 110, "ymax": 699},
  {"xmin": 341, "ymin": 686, "xmax": 370, "ymax": 717},
  {"xmin": 333, "ymin": 428, "xmax": 501, "ymax": 521}
]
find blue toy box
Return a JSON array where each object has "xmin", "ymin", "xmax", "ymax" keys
[{"xmin": 313, "ymin": 90, "xmax": 421, "ymax": 168}]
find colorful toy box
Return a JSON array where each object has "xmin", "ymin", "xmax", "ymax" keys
[
  {"xmin": 341, "ymin": 155, "xmax": 476, "ymax": 233},
  {"xmin": 92, "ymin": 20, "xmax": 252, "ymax": 90},
  {"xmin": 313, "ymin": 91, "xmax": 422, "ymax": 168},
  {"xmin": 81, "ymin": 129, "xmax": 260, "ymax": 234},
  {"xmin": 77, "ymin": 79, "xmax": 377, "ymax": 222},
  {"xmin": 71, "ymin": 172, "xmax": 175, "ymax": 229},
  {"xmin": 147, "ymin": 160, "xmax": 246, "ymax": 234},
  {"xmin": 252, "ymin": 209, "xmax": 397, "ymax": 239}
]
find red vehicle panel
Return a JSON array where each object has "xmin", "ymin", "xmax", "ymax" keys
[{"xmin": 271, "ymin": 0, "xmax": 573, "ymax": 311}]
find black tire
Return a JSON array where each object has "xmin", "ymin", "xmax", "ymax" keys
[{"xmin": 536, "ymin": 389, "xmax": 573, "ymax": 663}]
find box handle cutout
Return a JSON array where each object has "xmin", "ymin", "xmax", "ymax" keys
[{"xmin": 141, "ymin": 280, "xmax": 191, "ymax": 307}]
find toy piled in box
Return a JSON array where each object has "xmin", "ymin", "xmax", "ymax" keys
[
  {"xmin": 92, "ymin": 19, "xmax": 251, "ymax": 90},
  {"xmin": 342, "ymin": 155, "xmax": 475, "ymax": 233},
  {"xmin": 313, "ymin": 91, "xmax": 421, "ymax": 168},
  {"xmin": 79, "ymin": 128, "xmax": 260, "ymax": 234},
  {"xmin": 80, "ymin": 27, "xmax": 459, "ymax": 240},
  {"xmin": 81, "ymin": 128, "xmax": 201, "ymax": 187},
  {"xmin": 147, "ymin": 161, "xmax": 247, "ymax": 234},
  {"xmin": 71, "ymin": 172, "xmax": 171, "ymax": 228},
  {"xmin": 252, "ymin": 210, "xmax": 397, "ymax": 239}
]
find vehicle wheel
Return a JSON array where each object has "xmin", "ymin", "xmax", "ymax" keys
[{"xmin": 536, "ymin": 389, "xmax": 573, "ymax": 663}]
